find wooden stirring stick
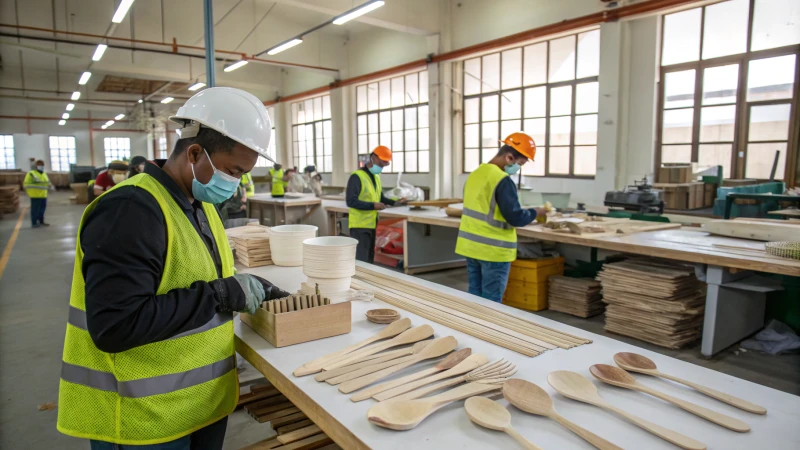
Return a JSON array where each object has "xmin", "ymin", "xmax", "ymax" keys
[
  {"xmin": 314, "ymin": 341, "xmax": 430, "ymax": 382},
  {"xmin": 614, "ymin": 352, "xmax": 766, "ymax": 414},
  {"xmin": 322, "ymin": 325, "xmax": 435, "ymax": 371}
]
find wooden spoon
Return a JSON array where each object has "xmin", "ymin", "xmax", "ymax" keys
[
  {"xmin": 323, "ymin": 342, "xmax": 433, "ymax": 385},
  {"xmin": 350, "ymin": 348, "xmax": 472, "ymax": 402},
  {"xmin": 503, "ymin": 379, "xmax": 622, "ymax": 450},
  {"xmin": 314, "ymin": 341, "xmax": 430, "ymax": 382},
  {"xmin": 590, "ymin": 364, "xmax": 750, "ymax": 433},
  {"xmin": 294, "ymin": 318, "xmax": 412, "ymax": 376},
  {"xmin": 547, "ymin": 370, "xmax": 706, "ymax": 450},
  {"xmin": 367, "ymin": 382, "xmax": 503, "ymax": 430},
  {"xmin": 372, "ymin": 354, "xmax": 489, "ymax": 402},
  {"xmin": 614, "ymin": 352, "xmax": 767, "ymax": 415},
  {"xmin": 322, "ymin": 324, "xmax": 435, "ymax": 371},
  {"xmin": 387, "ymin": 359, "xmax": 516, "ymax": 402},
  {"xmin": 338, "ymin": 336, "xmax": 458, "ymax": 394},
  {"xmin": 464, "ymin": 396, "xmax": 542, "ymax": 450},
  {"xmin": 344, "ymin": 339, "xmax": 432, "ymax": 366}
]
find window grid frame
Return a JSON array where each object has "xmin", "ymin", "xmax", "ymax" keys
[
  {"xmin": 0, "ymin": 135, "xmax": 14, "ymax": 170},
  {"xmin": 656, "ymin": 0, "xmax": 800, "ymax": 182},
  {"xmin": 103, "ymin": 137, "xmax": 131, "ymax": 165},
  {"xmin": 461, "ymin": 31, "xmax": 600, "ymax": 178},
  {"xmin": 291, "ymin": 95, "xmax": 332, "ymax": 173},
  {"xmin": 355, "ymin": 70, "xmax": 430, "ymax": 174},
  {"xmin": 255, "ymin": 106, "xmax": 277, "ymax": 167},
  {"xmin": 48, "ymin": 135, "xmax": 77, "ymax": 172}
]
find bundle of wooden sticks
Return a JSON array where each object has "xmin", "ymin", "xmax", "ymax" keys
[{"xmin": 262, "ymin": 294, "xmax": 330, "ymax": 314}]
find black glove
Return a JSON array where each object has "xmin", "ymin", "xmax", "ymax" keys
[{"xmin": 251, "ymin": 275, "xmax": 291, "ymax": 300}]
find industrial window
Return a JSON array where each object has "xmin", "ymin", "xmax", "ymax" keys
[
  {"xmin": 292, "ymin": 95, "xmax": 332, "ymax": 173},
  {"xmin": 255, "ymin": 105, "xmax": 277, "ymax": 168},
  {"xmin": 462, "ymin": 30, "xmax": 600, "ymax": 177},
  {"xmin": 657, "ymin": 0, "xmax": 800, "ymax": 180},
  {"xmin": 355, "ymin": 70, "xmax": 430, "ymax": 173},
  {"xmin": 0, "ymin": 135, "xmax": 14, "ymax": 170},
  {"xmin": 48, "ymin": 136, "xmax": 76, "ymax": 172},
  {"xmin": 157, "ymin": 132, "xmax": 168, "ymax": 159},
  {"xmin": 104, "ymin": 137, "xmax": 131, "ymax": 165}
]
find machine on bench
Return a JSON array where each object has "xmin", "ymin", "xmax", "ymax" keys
[{"xmin": 604, "ymin": 177, "xmax": 665, "ymax": 214}]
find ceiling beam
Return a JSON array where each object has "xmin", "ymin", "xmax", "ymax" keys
[{"xmin": 266, "ymin": 0, "xmax": 433, "ymax": 36}]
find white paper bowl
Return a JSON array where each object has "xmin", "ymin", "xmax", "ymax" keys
[
  {"xmin": 269, "ymin": 224, "xmax": 318, "ymax": 266},
  {"xmin": 303, "ymin": 236, "xmax": 358, "ymax": 278}
]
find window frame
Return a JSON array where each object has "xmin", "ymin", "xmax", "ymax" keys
[
  {"xmin": 0, "ymin": 135, "xmax": 14, "ymax": 170},
  {"xmin": 291, "ymin": 95, "xmax": 332, "ymax": 173},
  {"xmin": 355, "ymin": 70, "xmax": 430, "ymax": 174},
  {"xmin": 655, "ymin": 0, "xmax": 800, "ymax": 182},
  {"xmin": 48, "ymin": 135, "xmax": 77, "ymax": 172},
  {"xmin": 103, "ymin": 137, "xmax": 132, "ymax": 165},
  {"xmin": 461, "ymin": 30, "xmax": 600, "ymax": 178}
]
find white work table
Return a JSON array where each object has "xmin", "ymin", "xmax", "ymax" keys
[{"xmin": 234, "ymin": 262, "xmax": 800, "ymax": 450}]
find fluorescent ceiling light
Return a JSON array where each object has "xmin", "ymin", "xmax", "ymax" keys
[
  {"xmin": 79, "ymin": 72, "xmax": 92, "ymax": 85},
  {"xmin": 112, "ymin": 0, "xmax": 135, "ymax": 24},
  {"xmin": 333, "ymin": 1, "xmax": 384, "ymax": 25},
  {"xmin": 62, "ymin": 113, "xmax": 70, "ymax": 119},
  {"xmin": 115, "ymin": 114, "xmax": 125, "ymax": 120},
  {"xmin": 71, "ymin": 91, "xmax": 81, "ymax": 100},
  {"xmin": 267, "ymin": 39, "xmax": 303, "ymax": 56},
  {"xmin": 66, "ymin": 103, "xmax": 75, "ymax": 111},
  {"xmin": 92, "ymin": 44, "xmax": 108, "ymax": 61},
  {"xmin": 161, "ymin": 97, "xmax": 174, "ymax": 104},
  {"xmin": 188, "ymin": 82, "xmax": 206, "ymax": 91},
  {"xmin": 138, "ymin": 99, "xmax": 143, "ymax": 103},
  {"xmin": 101, "ymin": 124, "xmax": 108, "ymax": 130},
  {"xmin": 224, "ymin": 60, "xmax": 249, "ymax": 72},
  {"xmin": 105, "ymin": 120, "xmax": 115, "ymax": 126},
  {"xmin": 59, "ymin": 120, "xmax": 66, "ymax": 126}
]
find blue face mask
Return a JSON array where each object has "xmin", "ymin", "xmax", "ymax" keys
[
  {"xmin": 504, "ymin": 163, "xmax": 521, "ymax": 175},
  {"xmin": 191, "ymin": 148, "xmax": 240, "ymax": 204},
  {"xmin": 368, "ymin": 164, "xmax": 383, "ymax": 175}
]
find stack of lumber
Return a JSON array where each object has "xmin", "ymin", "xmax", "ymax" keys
[
  {"xmin": 598, "ymin": 259, "xmax": 705, "ymax": 349},
  {"xmin": 0, "ymin": 170, "xmax": 25, "ymax": 188},
  {"xmin": 46, "ymin": 172, "xmax": 70, "ymax": 188},
  {"xmin": 239, "ymin": 383, "xmax": 339, "ymax": 450},
  {"xmin": 547, "ymin": 276, "xmax": 604, "ymax": 318},
  {"xmin": 0, "ymin": 186, "xmax": 20, "ymax": 214},
  {"xmin": 225, "ymin": 224, "xmax": 272, "ymax": 267},
  {"xmin": 352, "ymin": 266, "xmax": 591, "ymax": 357}
]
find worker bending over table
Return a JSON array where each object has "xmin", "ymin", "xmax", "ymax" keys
[
  {"xmin": 346, "ymin": 145, "xmax": 407, "ymax": 263},
  {"xmin": 268, "ymin": 163, "xmax": 288, "ymax": 197},
  {"xmin": 57, "ymin": 87, "xmax": 290, "ymax": 450},
  {"xmin": 456, "ymin": 133, "xmax": 543, "ymax": 302}
]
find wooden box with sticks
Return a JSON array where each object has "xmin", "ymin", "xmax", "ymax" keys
[{"xmin": 241, "ymin": 292, "xmax": 351, "ymax": 348}]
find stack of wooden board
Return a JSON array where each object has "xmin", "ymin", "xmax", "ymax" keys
[
  {"xmin": 547, "ymin": 276, "xmax": 604, "ymax": 318},
  {"xmin": 598, "ymin": 259, "xmax": 705, "ymax": 349},
  {"xmin": 46, "ymin": 172, "xmax": 70, "ymax": 188},
  {"xmin": 0, "ymin": 186, "xmax": 20, "ymax": 214},
  {"xmin": 226, "ymin": 224, "xmax": 272, "ymax": 267},
  {"xmin": 0, "ymin": 171, "xmax": 25, "ymax": 188}
]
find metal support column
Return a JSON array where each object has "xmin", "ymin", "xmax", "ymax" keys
[{"xmin": 203, "ymin": 0, "xmax": 216, "ymax": 87}]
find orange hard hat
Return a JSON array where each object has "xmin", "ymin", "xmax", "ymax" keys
[
  {"xmin": 500, "ymin": 132, "xmax": 536, "ymax": 160},
  {"xmin": 372, "ymin": 145, "xmax": 392, "ymax": 162}
]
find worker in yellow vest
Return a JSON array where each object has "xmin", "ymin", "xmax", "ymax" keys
[
  {"xmin": 23, "ymin": 159, "xmax": 52, "ymax": 228},
  {"xmin": 57, "ymin": 87, "xmax": 290, "ymax": 449},
  {"xmin": 268, "ymin": 164, "xmax": 288, "ymax": 197},
  {"xmin": 455, "ymin": 133, "xmax": 545, "ymax": 302},
  {"xmin": 346, "ymin": 146, "xmax": 406, "ymax": 263},
  {"xmin": 240, "ymin": 171, "xmax": 256, "ymax": 197}
]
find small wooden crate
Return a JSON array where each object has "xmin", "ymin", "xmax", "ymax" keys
[{"xmin": 241, "ymin": 301, "xmax": 351, "ymax": 347}]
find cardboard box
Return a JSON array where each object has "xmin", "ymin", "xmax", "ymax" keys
[
  {"xmin": 654, "ymin": 182, "xmax": 704, "ymax": 210},
  {"xmin": 658, "ymin": 164, "xmax": 694, "ymax": 183},
  {"xmin": 691, "ymin": 183, "xmax": 704, "ymax": 209},
  {"xmin": 704, "ymin": 183, "xmax": 717, "ymax": 208},
  {"xmin": 70, "ymin": 183, "xmax": 90, "ymax": 204}
]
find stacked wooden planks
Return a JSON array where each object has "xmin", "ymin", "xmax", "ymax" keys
[
  {"xmin": 239, "ymin": 383, "xmax": 339, "ymax": 450},
  {"xmin": 0, "ymin": 186, "xmax": 20, "ymax": 214},
  {"xmin": 226, "ymin": 225, "xmax": 273, "ymax": 267},
  {"xmin": 352, "ymin": 266, "xmax": 591, "ymax": 357},
  {"xmin": 0, "ymin": 171, "xmax": 25, "ymax": 188},
  {"xmin": 598, "ymin": 259, "xmax": 705, "ymax": 349},
  {"xmin": 547, "ymin": 276, "xmax": 604, "ymax": 318}
]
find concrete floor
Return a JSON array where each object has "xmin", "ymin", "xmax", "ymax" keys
[{"xmin": 0, "ymin": 192, "xmax": 797, "ymax": 449}]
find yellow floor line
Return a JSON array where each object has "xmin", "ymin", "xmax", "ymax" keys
[{"xmin": 0, "ymin": 207, "xmax": 27, "ymax": 281}]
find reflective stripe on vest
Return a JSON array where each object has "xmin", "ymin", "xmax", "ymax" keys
[
  {"xmin": 455, "ymin": 164, "xmax": 517, "ymax": 263},
  {"xmin": 57, "ymin": 173, "xmax": 237, "ymax": 445},
  {"xmin": 269, "ymin": 168, "xmax": 285, "ymax": 195},
  {"xmin": 348, "ymin": 170, "xmax": 382, "ymax": 229}
]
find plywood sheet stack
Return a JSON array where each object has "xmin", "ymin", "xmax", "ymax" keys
[
  {"xmin": 0, "ymin": 171, "xmax": 25, "ymax": 188},
  {"xmin": 226, "ymin": 224, "xmax": 273, "ymax": 267},
  {"xmin": 0, "ymin": 186, "xmax": 20, "ymax": 214},
  {"xmin": 597, "ymin": 258, "xmax": 705, "ymax": 349},
  {"xmin": 547, "ymin": 276, "xmax": 604, "ymax": 318}
]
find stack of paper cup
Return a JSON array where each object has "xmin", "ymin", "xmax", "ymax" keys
[
  {"xmin": 268, "ymin": 224, "xmax": 318, "ymax": 266},
  {"xmin": 302, "ymin": 236, "xmax": 358, "ymax": 299}
]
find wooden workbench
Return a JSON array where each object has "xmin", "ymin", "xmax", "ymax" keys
[
  {"xmin": 235, "ymin": 263, "xmax": 800, "ymax": 450},
  {"xmin": 248, "ymin": 194, "xmax": 322, "ymax": 226}
]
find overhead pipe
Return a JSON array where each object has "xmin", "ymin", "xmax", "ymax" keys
[{"xmin": 0, "ymin": 114, "xmax": 131, "ymax": 122}]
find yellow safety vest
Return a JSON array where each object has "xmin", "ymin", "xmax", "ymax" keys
[
  {"xmin": 349, "ymin": 170, "xmax": 382, "ymax": 229},
  {"xmin": 269, "ymin": 168, "xmax": 285, "ymax": 196},
  {"xmin": 57, "ymin": 173, "xmax": 237, "ymax": 445},
  {"xmin": 241, "ymin": 172, "xmax": 255, "ymax": 197},
  {"xmin": 23, "ymin": 170, "xmax": 50, "ymax": 198},
  {"xmin": 455, "ymin": 164, "xmax": 517, "ymax": 262}
]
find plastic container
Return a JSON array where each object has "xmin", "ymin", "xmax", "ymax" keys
[
  {"xmin": 508, "ymin": 257, "xmax": 565, "ymax": 283},
  {"xmin": 502, "ymin": 257, "xmax": 565, "ymax": 311},
  {"xmin": 269, "ymin": 224, "xmax": 318, "ymax": 266}
]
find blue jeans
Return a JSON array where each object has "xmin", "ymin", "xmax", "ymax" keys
[
  {"xmin": 30, "ymin": 197, "xmax": 47, "ymax": 226},
  {"xmin": 466, "ymin": 257, "xmax": 511, "ymax": 302},
  {"xmin": 90, "ymin": 416, "xmax": 227, "ymax": 450}
]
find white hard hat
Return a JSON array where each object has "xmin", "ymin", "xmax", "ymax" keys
[{"xmin": 169, "ymin": 87, "xmax": 275, "ymax": 163}]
